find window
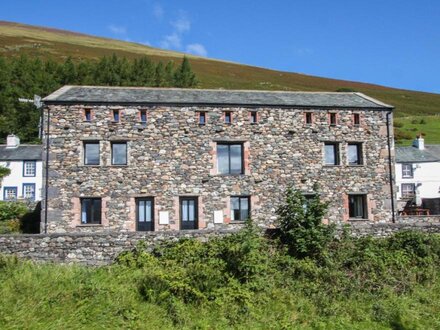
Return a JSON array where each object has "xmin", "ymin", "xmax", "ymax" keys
[
  {"xmin": 84, "ymin": 142, "xmax": 100, "ymax": 165},
  {"xmin": 81, "ymin": 198, "xmax": 102, "ymax": 224},
  {"xmin": 348, "ymin": 194, "xmax": 367, "ymax": 219},
  {"xmin": 402, "ymin": 164, "xmax": 413, "ymax": 178},
  {"xmin": 347, "ymin": 143, "xmax": 363, "ymax": 165},
  {"xmin": 329, "ymin": 113, "xmax": 337, "ymax": 126},
  {"xmin": 140, "ymin": 110, "xmax": 147, "ymax": 124},
  {"xmin": 199, "ymin": 112, "xmax": 206, "ymax": 125},
  {"xmin": 224, "ymin": 111, "xmax": 232, "ymax": 124},
  {"xmin": 305, "ymin": 112, "xmax": 313, "ymax": 125},
  {"xmin": 231, "ymin": 196, "xmax": 250, "ymax": 221},
  {"xmin": 84, "ymin": 109, "xmax": 91, "ymax": 122},
  {"xmin": 217, "ymin": 143, "xmax": 243, "ymax": 174},
  {"xmin": 324, "ymin": 142, "xmax": 340, "ymax": 165},
  {"xmin": 112, "ymin": 142, "xmax": 127, "ymax": 165},
  {"xmin": 23, "ymin": 161, "xmax": 36, "ymax": 177},
  {"xmin": 136, "ymin": 198, "xmax": 154, "ymax": 231},
  {"xmin": 401, "ymin": 183, "xmax": 416, "ymax": 198},
  {"xmin": 353, "ymin": 113, "xmax": 360, "ymax": 126},
  {"xmin": 250, "ymin": 111, "xmax": 258, "ymax": 124},
  {"xmin": 23, "ymin": 183, "xmax": 35, "ymax": 200},
  {"xmin": 113, "ymin": 110, "xmax": 120, "ymax": 122},
  {"xmin": 3, "ymin": 187, "xmax": 17, "ymax": 200},
  {"xmin": 180, "ymin": 197, "xmax": 198, "ymax": 230}
]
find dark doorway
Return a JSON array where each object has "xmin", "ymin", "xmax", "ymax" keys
[
  {"xmin": 136, "ymin": 198, "xmax": 154, "ymax": 231},
  {"xmin": 180, "ymin": 197, "xmax": 198, "ymax": 230}
]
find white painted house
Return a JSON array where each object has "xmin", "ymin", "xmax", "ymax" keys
[
  {"xmin": 395, "ymin": 136, "xmax": 440, "ymax": 214},
  {"xmin": 0, "ymin": 135, "xmax": 43, "ymax": 201}
]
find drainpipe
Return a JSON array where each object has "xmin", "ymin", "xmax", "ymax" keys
[
  {"xmin": 43, "ymin": 105, "xmax": 50, "ymax": 234},
  {"xmin": 386, "ymin": 111, "xmax": 396, "ymax": 223}
]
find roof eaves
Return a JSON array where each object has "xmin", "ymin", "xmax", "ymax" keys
[{"xmin": 354, "ymin": 92, "xmax": 394, "ymax": 109}]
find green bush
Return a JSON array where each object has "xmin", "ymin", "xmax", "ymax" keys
[
  {"xmin": 276, "ymin": 186, "xmax": 334, "ymax": 258},
  {"xmin": 393, "ymin": 120, "xmax": 404, "ymax": 128}
]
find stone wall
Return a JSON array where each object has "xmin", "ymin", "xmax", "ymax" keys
[
  {"xmin": 44, "ymin": 103, "xmax": 394, "ymax": 233},
  {"xmin": 2, "ymin": 220, "xmax": 440, "ymax": 265}
]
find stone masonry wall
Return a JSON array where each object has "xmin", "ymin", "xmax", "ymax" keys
[{"xmin": 43, "ymin": 104, "xmax": 394, "ymax": 233}]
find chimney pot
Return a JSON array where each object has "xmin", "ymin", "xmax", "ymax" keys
[
  {"xmin": 6, "ymin": 134, "xmax": 20, "ymax": 148},
  {"xmin": 413, "ymin": 135, "xmax": 425, "ymax": 150}
]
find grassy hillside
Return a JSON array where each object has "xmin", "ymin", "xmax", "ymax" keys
[{"xmin": 1, "ymin": 21, "xmax": 440, "ymax": 143}]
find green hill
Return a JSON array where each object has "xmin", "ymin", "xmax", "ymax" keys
[{"xmin": 1, "ymin": 20, "xmax": 439, "ymax": 144}]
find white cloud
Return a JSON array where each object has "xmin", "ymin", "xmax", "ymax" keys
[
  {"xmin": 171, "ymin": 12, "xmax": 191, "ymax": 33},
  {"xmin": 108, "ymin": 24, "xmax": 127, "ymax": 35},
  {"xmin": 160, "ymin": 33, "xmax": 181, "ymax": 49},
  {"xmin": 153, "ymin": 4, "xmax": 164, "ymax": 19},
  {"xmin": 186, "ymin": 43, "xmax": 207, "ymax": 57}
]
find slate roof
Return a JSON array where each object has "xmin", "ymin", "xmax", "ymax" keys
[
  {"xmin": 43, "ymin": 86, "xmax": 393, "ymax": 109},
  {"xmin": 396, "ymin": 145, "xmax": 440, "ymax": 163},
  {"xmin": 0, "ymin": 145, "xmax": 42, "ymax": 161}
]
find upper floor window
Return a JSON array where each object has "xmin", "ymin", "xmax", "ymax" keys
[
  {"xmin": 402, "ymin": 164, "xmax": 413, "ymax": 178},
  {"xmin": 23, "ymin": 183, "xmax": 35, "ymax": 201},
  {"xmin": 140, "ymin": 110, "xmax": 147, "ymax": 124},
  {"xmin": 84, "ymin": 109, "xmax": 92, "ymax": 122},
  {"xmin": 401, "ymin": 183, "xmax": 416, "ymax": 198},
  {"xmin": 353, "ymin": 113, "xmax": 360, "ymax": 126},
  {"xmin": 329, "ymin": 113, "xmax": 337, "ymax": 126},
  {"xmin": 111, "ymin": 142, "xmax": 127, "ymax": 165},
  {"xmin": 348, "ymin": 194, "xmax": 367, "ymax": 219},
  {"xmin": 81, "ymin": 198, "xmax": 102, "ymax": 224},
  {"xmin": 23, "ymin": 161, "xmax": 36, "ymax": 177},
  {"xmin": 3, "ymin": 187, "xmax": 17, "ymax": 200},
  {"xmin": 84, "ymin": 141, "xmax": 100, "ymax": 165},
  {"xmin": 305, "ymin": 112, "xmax": 313, "ymax": 125},
  {"xmin": 230, "ymin": 196, "xmax": 250, "ymax": 221},
  {"xmin": 112, "ymin": 110, "xmax": 120, "ymax": 122},
  {"xmin": 324, "ymin": 142, "xmax": 340, "ymax": 165},
  {"xmin": 199, "ymin": 112, "xmax": 206, "ymax": 125},
  {"xmin": 217, "ymin": 143, "xmax": 243, "ymax": 174},
  {"xmin": 224, "ymin": 111, "xmax": 232, "ymax": 124},
  {"xmin": 347, "ymin": 143, "xmax": 363, "ymax": 165},
  {"xmin": 250, "ymin": 111, "xmax": 258, "ymax": 124}
]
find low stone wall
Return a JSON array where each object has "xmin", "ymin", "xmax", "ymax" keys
[{"xmin": 2, "ymin": 219, "xmax": 440, "ymax": 265}]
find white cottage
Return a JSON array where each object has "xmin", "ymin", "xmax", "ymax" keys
[
  {"xmin": 395, "ymin": 136, "xmax": 440, "ymax": 214},
  {"xmin": 0, "ymin": 135, "xmax": 43, "ymax": 201}
]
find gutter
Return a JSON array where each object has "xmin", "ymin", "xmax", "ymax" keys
[{"xmin": 386, "ymin": 111, "xmax": 396, "ymax": 223}]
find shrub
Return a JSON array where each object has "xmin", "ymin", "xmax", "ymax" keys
[
  {"xmin": 276, "ymin": 186, "xmax": 334, "ymax": 258},
  {"xmin": 420, "ymin": 119, "xmax": 427, "ymax": 124},
  {"xmin": 393, "ymin": 120, "xmax": 404, "ymax": 128}
]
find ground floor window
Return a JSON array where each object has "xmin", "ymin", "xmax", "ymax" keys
[
  {"xmin": 23, "ymin": 183, "xmax": 36, "ymax": 200},
  {"xmin": 180, "ymin": 197, "xmax": 198, "ymax": 230},
  {"xmin": 231, "ymin": 196, "xmax": 250, "ymax": 221},
  {"xmin": 81, "ymin": 198, "xmax": 102, "ymax": 224},
  {"xmin": 348, "ymin": 194, "xmax": 367, "ymax": 219},
  {"xmin": 136, "ymin": 198, "xmax": 154, "ymax": 231},
  {"xmin": 401, "ymin": 183, "xmax": 416, "ymax": 198},
  {"xmin": 3, "ymin": 187, "xmax": 17, "ymax": 200}
]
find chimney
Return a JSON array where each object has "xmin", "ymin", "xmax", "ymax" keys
[
  {"xmin": 6, "ymin": 134, "xmax": 20, "ymax": 148},
  {"xmin": 413, "ymin": 135, "xmax": 425, "ymax": 150}
]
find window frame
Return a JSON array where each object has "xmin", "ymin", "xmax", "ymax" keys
[
  {"xmin": 402, "ymin": 164, "xmax": 413, "ymax": 178},
  {"xmin": 111, "ymin": 141, "xmax": 128, "ymax": 165},
  {"xmin": 347, "ymin": 142, "xmax": 363, "ymax": 166},
  {"xmin": 305, "ymin": 112, "xmax": 313, "ymax": 125},
  {"xmin": 83, "ymin": 141, "xmax": 100, "ymax": 166},
  {"xmin": 136, "ymin": 197, "xmax": 155, "ymax": 231},
  {"xmin": 80, "ymin": 198, "xmax": 102, "ymax": 224},
  {"xmin": 401, "ymin": 183, "xmax": 416, "ymax": 198},
  {"xmin": 84, "ymin": 109, "xmax": 92, "ymax": 122},
  {"xmin": 324, "ymin": 142, "xmax": 340, "ymax": 166},
  {"xmin": 353, "ymin": 113, "xmax": 360, "ymax": 126},
  {"xmin": 199, "ymin": 111, "xmax": 207, "ymax": 125},
  {"xmin": 348, "ymin": 194, "xmax": 368, "ymax": 220},
  {"xmin": 23, "ymin": 160, "xmax": 37, "ymax": 177},
  {"xmin": 230, "ymin": 196, "xmax": 251, "ymax": 221},
  {"xmin": 22, "ymin": 183, "xmax": 36, "ymax": 201},
  {"xmin": 139, "ymin": 110, "xmax": 147, "ymax": 124},
  {"xmin": 3, "ymin": 186, "xmax": 17, "ymax": 201},
  {"xmin": 112, "ymin": 109, "xmax": 120, "ymax": 122},
  {"xmin": 329, "ymin": 113, "xmax": 337, "ymax": 126},
  {"xmin": 249, "ymin": 111, "xmax": 258, "ymax": 124},
  {"xmin": 216, "ymin": 142, "xmax": 244, "ymax": 175},
  {"xmin": 224, "ymin": 111, "xmax": 232, "ymax": 124}
]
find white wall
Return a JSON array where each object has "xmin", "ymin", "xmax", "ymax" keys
[
  {"xmin": 0, "ymin": 160, "xmax": 43, "ymax": 201},
  {"xmin": 396, "ymin": 162, "xmax": 440, "ymax": 200}
]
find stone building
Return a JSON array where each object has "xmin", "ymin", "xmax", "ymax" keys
[{"xmin": 42, "ymin": 86, "xmax": 395, "ymax": 233}]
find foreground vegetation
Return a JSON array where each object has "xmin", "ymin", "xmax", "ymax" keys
[{"xmin": 1, "ymin": 227, "xmax": 440, "ymax": 329}]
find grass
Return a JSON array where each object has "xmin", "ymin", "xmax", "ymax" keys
[
  {"xmin": 394, "ymin": 115, "xmax": 440, "ymax": 145},
  {"xmin": 1, "ymin": 229, "xmax": 440, "ymax": 329}
]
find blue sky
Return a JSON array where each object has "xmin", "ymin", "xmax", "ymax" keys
[{"xmin": 1, "ymin": 0, "xmax": 439, "ymax": 93}]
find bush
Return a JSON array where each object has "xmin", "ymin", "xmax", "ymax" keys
[
  {"xmin": 420, "ymin": 119, "xmax": 427, "ymax": 124},
  {"xmin": 277, "ymin": 186, "xmax": 334, "ymax": 258},
  {"xmin": 393, "ymin": 120, "xmax": 404, "ymax": 128}
]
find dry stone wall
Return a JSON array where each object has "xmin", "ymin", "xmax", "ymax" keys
[{"xmin": 44, "ymin": 104, "xmax": 394, "ymax": 233}]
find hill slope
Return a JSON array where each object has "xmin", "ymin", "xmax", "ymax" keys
[{"xmin": 1, "ymin": 21, "xmax": 439, "ymax": 143}]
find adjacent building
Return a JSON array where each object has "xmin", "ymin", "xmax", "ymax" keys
[
  {"xmin": 0, "ymin": 135, "xmax": 43, "ymax": 201},
  {"xmin": 396, "ymin": 136, "xmax": 440, "ymax": 214},
  {"xmin": 42, "ymin": 86, "xmax": 395, "ymax": 233}
]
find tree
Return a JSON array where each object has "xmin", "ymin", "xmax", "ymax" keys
[
  {"xmin": 277, "ymin": 185, "xmax": 334, "ymax": 258},
  {"xmin": 174, "ymin": 56, "xmax": 197, "ymax": 88}
]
